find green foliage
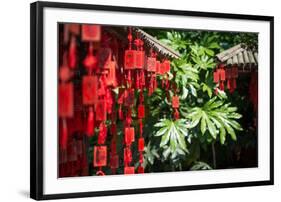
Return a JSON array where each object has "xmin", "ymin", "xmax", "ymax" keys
[
  {"xmin": 190, "ymin": 161, "xmax": 212, "ymax": 170},
  {"xmin": 141, "ymin": 28, "xmax": 256, "ymax": 172},
  {"xmin": 183, "ymin": 97, "xmax": 243, "ymax": 144},
  {"xmin": 154, "ymin": 119, "xmax": 189, "ymax": 160}
]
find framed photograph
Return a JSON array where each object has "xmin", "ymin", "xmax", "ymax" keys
[{"xmin": 30, "ymin": 1, "xmax": 274, "ymax": 200}]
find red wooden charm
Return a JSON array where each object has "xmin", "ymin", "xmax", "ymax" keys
[
  {"xmin": 68, "ymin": 24, "xmax": 80, "ymax": 35},
  {"xmin": 156, "ymin": 60, "xmax": 161, "ymax": 74},
  {"xmin": 138, "ymin": 166, "xmax": 144, "ymax": 174},
  {"xmin": 172, "ymin": 96, "xmax": 179, "ymax": 109},
  {"xmin": 82, "ymin": 75, "xmax": 98, "ymax": 105},
  {"xmin": 125, "ymin": 127, "xmax": 135, "ymax": 145},
  {"xmin": 59, "ymin": 66, "xmax": 72, "ymax": 82},
  {"xmin": 138, "ymin": 104, "xmax": 145, "ymax": 119},
  {"xmin": 124, "ymin": 166, "xmax": 135, "ymax": 174},
  {"xmin": 59, "ymin": 83, "xmax": 74, "ymax": 118},
  {"xmin": 83, "ymin": 44, "xmax": 98, "ymax": 72},
  {"xmin": 98, "ymin": 123, "xmax": 107, "ymax": 144},
  {"xmin": 213, "ymin": 70, "xmax": 219, "ymax": 83},
  {"xmin": 146, "ymin": 57, "xmax": 156, "ymax": 72},
  {"xmin": 106, "ymin": 61, "xmax": 117, "ymax": 86},
  {"xmin": 124, "ymin": 50, "xmax": 136, "ymax": 69},
  {"xmin": 68, "ymin": 36, "xmax": 77, "ymax": 69},
  {"xmin": 86, "ymin": 107, "xmax": 95, "ymax": 136},
  {"xmin": 159, "ymin": 62, "xmax": 166, "ymax": 75},
  {"xmin": 93, "ymin": 146, "xmax": 107, "ymax": 167},
  {"xmin": 135, "ymin": 51, "xmax": 145, "ymax": 69},
  {"xmin": 124, "ymin": 148, "xmax": 132, "ymax": 164},
  {"xmin": 81, "ymin": 25, "xmax": 101, "ymax": 42},
  {"xmin": 163, "ymin": 60, "xmax": 170, "ymax": 73},
  {"xmin": 226, "ymin": 68, "xmax": 232, "ymax": 80},
  {"xmin": 138, "ymin": 137, "xmax": 145, "ymax": 152},
  {"xmin": 220, "ymin": 69, "xmax": 226, "ymax": 81},
  {"xmin": 124, "ymin": 89, "xmax": 134, "ymax": 106},
  {"xmin": 95, "ymin": 100, "xmax": 107, "ymax": 121}
]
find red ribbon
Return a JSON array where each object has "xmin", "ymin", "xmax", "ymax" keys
[{"xmin": 86, "ymin": 107, "xmax": 94, "ymax": 136}]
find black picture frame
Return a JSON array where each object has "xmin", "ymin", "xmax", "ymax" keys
[{"xmin": 30, "ymin": 1, "xmax": 274, "ymax": 200}]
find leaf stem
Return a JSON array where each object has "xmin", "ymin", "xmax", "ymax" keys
[{"xmin": 211, "ymin": 142, "xmax": 216, "ymax": 169}]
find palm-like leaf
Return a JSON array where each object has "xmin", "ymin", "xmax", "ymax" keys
[
  {"xmin": 185, "ymin": 97, "xmax": 243, "ymax": 144},
  {"xmin": 154, "ymin": 119, "xmax": 189, "ymax": 159}
]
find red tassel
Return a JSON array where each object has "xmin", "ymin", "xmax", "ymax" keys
[
  {"xmin": 86, "ymin": 107, "xmax": 94, "ymax": 136},
  {"xmin": 174, "ymin": 109, "xmax": 180, "ymax": 120},
  {"xmin": 68, "ymin": 36, "xmax": 77, "ymax": 69},
  {"xmin": 61, "ymin": 119, "xmax": 68, "ymax": 150},
  {"xmin": 139, "ymin": 119, "xmax": 143, "ymax": 135},
  {"xmin": 83, "ymin": 43, "xmax": 98, "ymax": 74},
  {"xmin": 118, "ymin": 105, "xmax": 123, "ymax": 120},
  {"xmin": 127, "ymin": 70, "xmax": 132, "ymax": 87},
  {"xmin": 227, "ymin": 79, "xmax": 231, "ymax": 90},
  {"xmin": 98, "ymin": 123, "xmax": 107, "ymax": 145},
  {"xmin": 140, "ymin": 70, "xmax": 145, "ymax": 87}
]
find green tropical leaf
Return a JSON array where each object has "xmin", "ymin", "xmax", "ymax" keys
[
  {"xmin": 154, "ymin": 119, "xmax": 190, "ymax": 159},
  {"xmin": 183, "ymin": 98, "xmax": 242, "ymax": 143}
]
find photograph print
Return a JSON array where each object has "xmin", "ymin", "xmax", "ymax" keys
[{"xmin": 58, "ymin": 23, "xmax": 258, "ymax": 178}]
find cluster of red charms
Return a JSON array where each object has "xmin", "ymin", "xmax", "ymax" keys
[
  {"xmin": 58, "ymin": 24, "xmax": 171, "ymax": 176},
  {"xmin": 213, "ymin": 64, "xmax": 238, "ymax": 93}
]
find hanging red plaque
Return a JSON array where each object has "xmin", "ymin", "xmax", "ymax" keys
[
  {"xmin": 220, "ymin": 69, "xmax": 226, "ymax": 81},
  {"xmin": 226, "ymin": 68, "xmax": 232, "ymax": 80},
  {"xmin": 59, "ymin": 83, "xmax": 74, "ymax": 118},
  {"xmin": 137, "ymin": 166, "xmax": 144, "ymax": 174},
  {"xmin": 81, "ymin": 25, "xmax": 101, "ymax": 42},
  {"xmin": 98, "ymin": 123, "xmax": 107, "ymax": 144},
  {"xmin": 124, "ymin": 50, "xmax": 136, "ymax": 69},
  {"xmin": 138, "ymin": 137, "xmax": 145, "ymax": 152},
  {"xmin": 82, "ymin": 75, "xmax": 98, "ymax": 105},
  {"xmin": 93, "ymin": 146, "xmax": 107, "ymax": 167},
  {"xmin": 68, "ymin": 36, "xmax": 77, "ymax": 69},
  {"xmin": 124, "ymin": 147, "xmax": 132, "ymax": 164},
  {"xmin": 86, "ymin": 107, "xmax": 95, "ymax": 136},
  {"xmin": 83, "ymin": 43, "xmax": 98, "ymax": 73},
  {"xmin": 172, "ymin": 96, "xmax": 179, "ymax": 109},
  {"xmin": 106, "ymin": 61, "xmax": 117, "ymax": 86},
  {"xmin": 147, "ymin": 57, "xmax": 156, "ymax": 72},
  {"xmin": 124, "ymin": 166, "xmax": 135, "ymax": 174},
  {"xmin": 135, "ymin": 50, "xmax": 145, "ymax": 69},
  {"xmin": 124, "ymin": 89, "xmax": 135, "ymax": 106},
  {"xmin": 213, "ymin": 70, "xmax": 219, "ymax": 83},
  {"xmin": 135, "ymin": 38, "xmax": 145, "ymax": 69},
  {"xmin": 59, "ymin": 65, "xmax": 72, "ymax": 83},
  {"xmin": 156, "ymin": 60, "xmax": 161, "ymax": 74},
  {"xmin": 138, "ymin": 104, "xmax": 145, "ymax": 119},
  {"xmin": 163, "ymin": 60, "xmax": 170, "ymax": 73},
  {"xmin": 125, "ymin": 127, "xmax": 135, "ymax": 145},
  {"xmin": 69, "ymin": 24, "xmax": 80, "ymax": 35}
]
